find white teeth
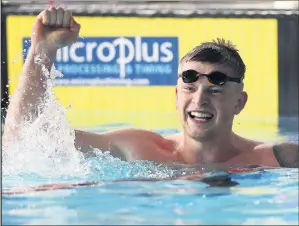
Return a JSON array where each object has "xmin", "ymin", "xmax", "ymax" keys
[{"xmin": 190, "ymin": 111, "xmax": 213, "ymax": 118}]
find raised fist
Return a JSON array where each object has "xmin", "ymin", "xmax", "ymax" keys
[{"xmin": 31, "ymin": 7, "xmax": 81, "ymax": 52}]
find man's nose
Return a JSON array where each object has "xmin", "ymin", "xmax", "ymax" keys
[{"xmin": 192, "ymin": 87, "xmax": 209, "ymax": 106}]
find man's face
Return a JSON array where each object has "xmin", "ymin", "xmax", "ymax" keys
[{"xmin": 176, "ymin": 61, "xmax": 247, "ymax": 141}]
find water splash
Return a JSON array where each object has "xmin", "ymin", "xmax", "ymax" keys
[
  {"xmin": 2, "ymin": 58, "xmax": 176, "ymax": 188},
  {"xmin": 2, "ymin": 58, "xmax": 90, "ymax": 180},
  {"xmin": 87, "ymin": 150, "xmax": 176, "ymax": 180}
]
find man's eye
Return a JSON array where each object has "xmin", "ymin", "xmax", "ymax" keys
[
  {"xmin": 183, "ymin": 86, "xmax": 195, "ymax": 92},
  {"xmin": 211, "ymin": 88, "xmax": 222, "ymax": 94}
]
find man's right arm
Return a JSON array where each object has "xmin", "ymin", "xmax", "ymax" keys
[
  {"xmin": 1, "ymin": 8, "xmax": 168, "ymax": 163},
  {"xmin": 2, "ymin": 47, "xmax": 56, "ymax": 145},
  {"xmin": 2, "ymin": 7, "xmax": 80, "ymax": 146}
]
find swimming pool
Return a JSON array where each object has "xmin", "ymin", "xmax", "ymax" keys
[
  {"xmin": 2, "ymin": 168, "xmax": 298, "ymax": 225},
  {"xmin": 2, "ymin": 122, "xmax": 298, "ymax": 225}
]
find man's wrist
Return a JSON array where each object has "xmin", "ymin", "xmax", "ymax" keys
[
  {"xmin": 28, "ymin": 44, "xmax": 57, "ymax": 66},
  {"xmin": 30, "ymin": 43, "xmax": 58, "ymax": 59}
]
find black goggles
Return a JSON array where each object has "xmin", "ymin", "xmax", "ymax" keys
[{"xmin": 181, "ymin": 69, "xmax": 243, "ymax": 86}]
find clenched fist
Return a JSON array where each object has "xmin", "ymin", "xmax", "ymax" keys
[{"xmin": 31, "ymin": 7, "xmax": 80, "ymax": 52}]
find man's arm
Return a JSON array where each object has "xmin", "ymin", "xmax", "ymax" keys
[
  {"xmin": 74, "ymin": 130, "xmax": 127, "ymax": 160},
  {"xmin": 2, "ymin": 47, "xmax": 56, "ymax": 145},
  {"xmin": 273, "ymin": 142, "xmax": 299, "ymax": 168},
  {"xmin": 2, "ymin": 8, "xmax": 80, "ymax": 146},
  {"xmin": 1, "ymin": 7, "xmax": 165, "ymax": 163}
]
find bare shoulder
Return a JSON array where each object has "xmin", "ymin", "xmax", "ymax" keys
[
  {"xmin": 230, "ymin": 135, "xmax": 278, "ymax": 167},
  {"xmin": 166, "ymin": 132, "xmax": 183, "ymax": 143},
  {"xmin": 254, "ymin": 141, "xmax": 299, "ymax": 168}
]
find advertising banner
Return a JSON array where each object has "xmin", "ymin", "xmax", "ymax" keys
[
  {"xmin": 23, "ymin": 36, "xmax": 178, "ymax": 86},
  {"xmin": 7, "ymin": 15, "xmax": 278, "ymax": 133}
]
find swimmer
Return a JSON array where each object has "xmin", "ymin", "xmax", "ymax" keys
[{"xmin": 2, "ymin": 7, "xmax": 298, "ymax": 168}]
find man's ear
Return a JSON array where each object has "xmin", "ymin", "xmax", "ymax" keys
[{"xmin": 235, "ymin": 91, "xmax": 248, "ymax": 115}]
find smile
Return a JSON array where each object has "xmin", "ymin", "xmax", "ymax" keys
[{"xmin": 188, "ymin": 111, "xmax": 214, "ymax": 122}]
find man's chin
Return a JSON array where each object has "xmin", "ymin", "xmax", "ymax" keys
[{"xmin": 187, "ymin": 128, "xmax": 215, "ymax": 141}]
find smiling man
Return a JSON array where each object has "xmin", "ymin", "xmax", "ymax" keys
[{"xmin": 2, "ymin": 7, "xmax": 298, "ymax": 168}]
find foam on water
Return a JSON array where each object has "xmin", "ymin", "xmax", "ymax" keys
[
  {"xmin": 2, "ymin": 60, "xmax": 176, "ymax": 188},
  {"xmin": 3, "ymin": 63, "xmax": 90, "ymax": 180}
]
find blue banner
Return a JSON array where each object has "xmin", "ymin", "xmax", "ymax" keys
[{"xmin": 23, "ymin": 37, "xmax": 179, "ymax": 86}]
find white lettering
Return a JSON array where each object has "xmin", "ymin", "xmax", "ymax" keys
[
  {"xmin": 54, "ymin": 78, "xmax": 150, "ymax": 86},
  {"xmin": 142, "ymin": 42, "xmax": 159, "ymax": 63},
  {"xmin": 160, "ymin": 42, "xmax": 173, "ymax": 62},
  {"xmin": 56, "ymin": 47, "xmax": 69, "ymax": 62},
  {"xmin": 70, "ymin": 43, "xmax": 84, "ymax": 63},
  {"xmin": 51, "ymin": 37, "xmax": 176, "ymax": 79},
  {"xmin": 56, "ymin": 48, "xmax": 62, "ymax": 62},
  {"xmin": 113, "ymin": 37, "xmax": 135, "ymax": 79},
  {"xmin": 96, "ymin": 42, "xmax": 115, "ymax": 62},
  {"xmin": 86, "ymin": 42, "xmax": 97, "ymax": 62},
  {"xmin": 62, "ymin": 47, "xmax": 69, "ymax": 62},
  {"xmin": 135, "ymin": 36, "xmax": 142, "ymax": 62}
]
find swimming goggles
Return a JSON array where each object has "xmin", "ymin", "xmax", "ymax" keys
[{"xmin": 181, "ymin": 69, "xmax": 243, "ymax": 86}]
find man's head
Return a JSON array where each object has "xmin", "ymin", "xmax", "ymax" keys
[{"xmin": 176, "ymin": 38, "xmax": 248, "ymax": 141}]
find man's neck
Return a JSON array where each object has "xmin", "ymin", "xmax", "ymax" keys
[{"xmin": 179, "ymin": 132, "xmax": 240, "ymax": 164}]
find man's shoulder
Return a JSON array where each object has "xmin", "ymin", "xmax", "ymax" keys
[
  {"xmin": 253, "ymin": 141, "xmax": 299, "ymax": 168},
  {"xmin": 101, "ymin": 128, "xmax": 176, "ymax": 147},
  {"xmin": 232, "ymin": 135, "xmax": 278, "ymax": 166},
  {"xmin": 165, "ymin": 132, "xmax": 183, "ymax": 143}
]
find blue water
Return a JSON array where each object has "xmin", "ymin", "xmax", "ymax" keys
[
  {"xmin": 2, "ymin": 168, "xmax": 298, "ymax": 225},
  {"xmin": 2, "ymin": 126, "xmax": 299, "ymax": 225}
]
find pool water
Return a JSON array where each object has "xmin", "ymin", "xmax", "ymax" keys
[{"xmin": 2, "ymin": 166, "xmax": 298, "ymax": 225}]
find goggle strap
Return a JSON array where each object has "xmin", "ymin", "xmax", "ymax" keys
[{"xmin": 227, "ymin": 77, "xmax": 242, "ymax": 83}]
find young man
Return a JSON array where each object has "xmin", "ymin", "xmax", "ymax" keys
[{"xmin": 3, "ymin": 7, "xmax": 298, "ymax": 168}]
